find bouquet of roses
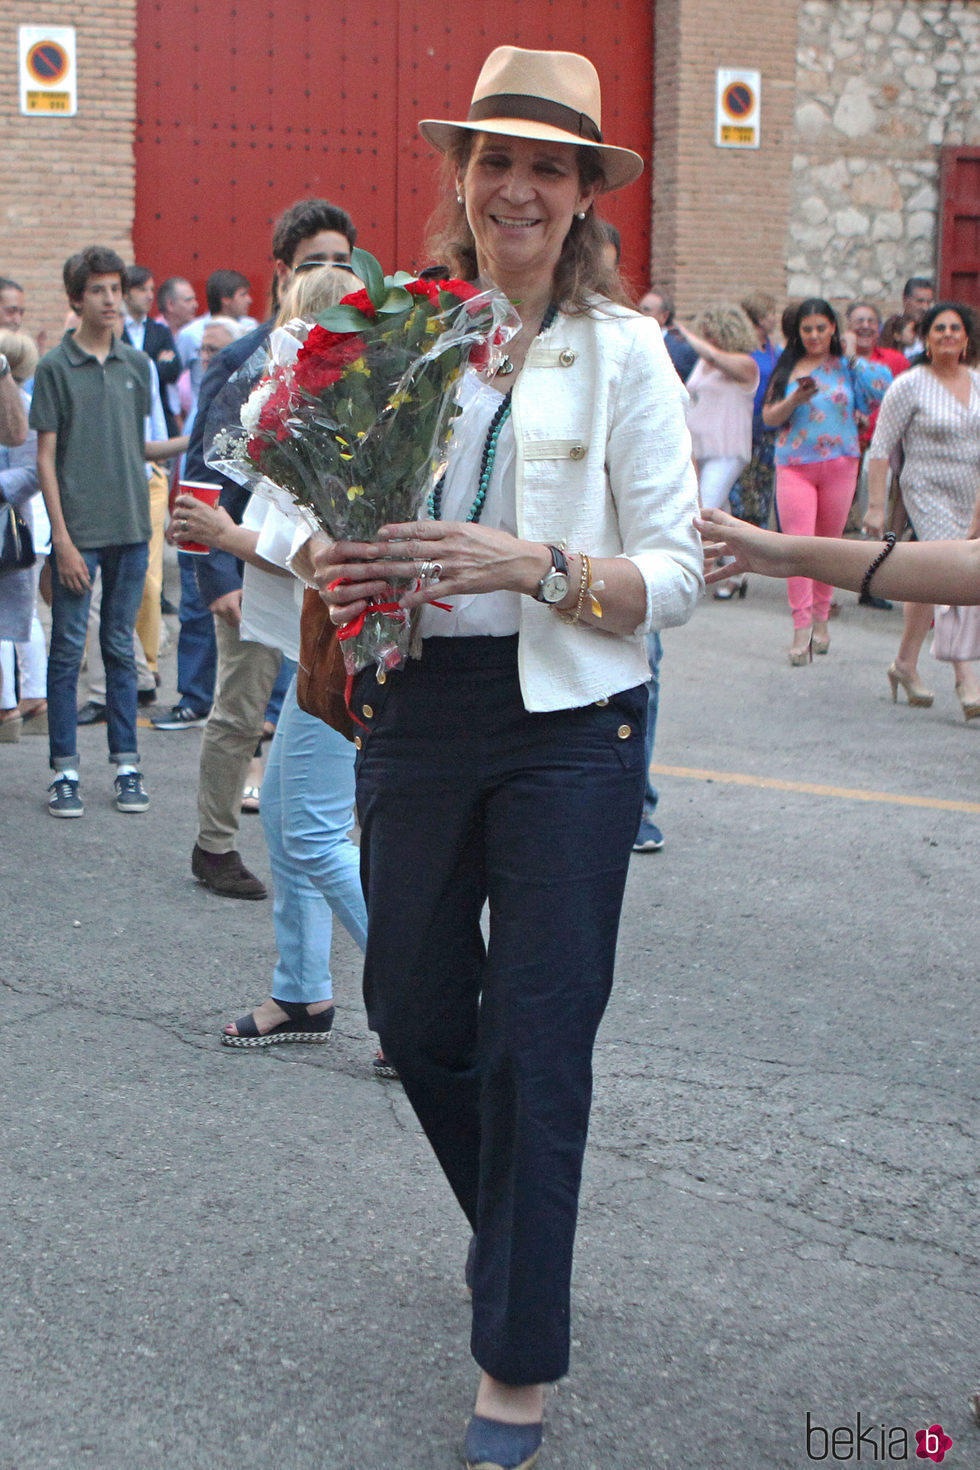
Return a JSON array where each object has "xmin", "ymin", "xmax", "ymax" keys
[{"xmin": 207, "ymin": 247, "xmax": 517, "ymax": 678}]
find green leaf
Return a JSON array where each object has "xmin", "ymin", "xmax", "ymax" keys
[
  {"xmin": 351, "ymin": 246, "xmax": 385, "ymax": 306},
  {"xmin": 314, "ymin": 303, "xmax": 376, "ymax": 333},
  {"xmin": 389, "ymin": 271, "xmax": 417, "ymax": 287},
  {"xmin": 376, "ymin": 286, "xmax": 414, "ymax": 317}
]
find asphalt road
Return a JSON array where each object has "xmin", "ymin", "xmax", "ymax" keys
[{"xmin": 1, "ymin": 565, "xmax": 978, "ymax": 1470}]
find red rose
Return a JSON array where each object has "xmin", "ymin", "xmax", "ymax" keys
[
  {"xmin": 257, "ymin": 378, "xmax": 299, "ymax": 441},
  {"xmin": 299, "ymin": 323, "xmax": 353, "ymax": 360},
  {"xmin": 294, "ymin": 334, "xmax": 367, "ymax": 395},
  {"xmin": 405, "ymin": 278, "xmax": 440, "ymax": 304},
  {"xmin": 436, "ymin": 278, "xmax": 480, "ymax": 302},
  {"xmin": 340, "ymin": 288, "xmax": 377, "ymax": 320}
]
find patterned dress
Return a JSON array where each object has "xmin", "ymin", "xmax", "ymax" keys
[{"xmin": 867, "ymin": 366, "xmax": 980, "ymax": 540}]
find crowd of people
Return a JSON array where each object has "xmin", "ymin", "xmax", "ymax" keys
[{"xmin": 2, "ymin": 41, "xmax": 979, "ymax": 1470}]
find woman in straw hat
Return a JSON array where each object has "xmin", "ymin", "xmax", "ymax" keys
[{"xmin": 316, "ymin": 46, "xmax": 702, "ymax": 1469}]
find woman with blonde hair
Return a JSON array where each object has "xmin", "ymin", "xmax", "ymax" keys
[
  {"xmin": 174, "ymin": 266, "xmax": 376, "ymax": 1060},
  {"xmin": 674, "ymin": 304, "xmax": 759, "ymax": 598}
]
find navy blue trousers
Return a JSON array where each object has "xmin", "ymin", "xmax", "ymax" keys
[{"xmin": 354, "ymin": 636, "xmax": 646, "ymax": 1384}]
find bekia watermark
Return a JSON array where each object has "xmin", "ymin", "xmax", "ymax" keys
[{"xmin": 805, "ymin": 1412, "xmax": 953, "ymax": 1462}]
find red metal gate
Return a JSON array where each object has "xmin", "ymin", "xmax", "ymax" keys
[
  {"xmin": 133, "ymin": 1, "xmax": 654, "ymax": 309},
  {"xmin": 939, "ymin": 147, "xmax": 980, "ymax": 309}
]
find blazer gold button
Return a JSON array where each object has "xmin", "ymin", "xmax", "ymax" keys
[
  {"xmin": 354, "ymin": 735, "xmax": 362, "ymax": 749},
  {"xmin": 362, "ymin": 704, "xmax": 374, "ymax": 719},
  {"xmin": 569, "ymin": 445, "xmax": 585, "ymax": 460},
  {"xmin": 559, "ymin": 348, "xmax": 576, "ymax": 366},
  {"xmin": 595, "ymin": 697, "xmax": 609, "ymax": 706},
  {"xmin": 617, "ymin": 724, "xmax": 631, "ymax": 739}
]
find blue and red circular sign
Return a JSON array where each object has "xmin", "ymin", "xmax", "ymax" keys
[
  {"xmin": 722, "ymin": 82, "xmax": 755, "ymax": 119},
  {"xmin": 27, "ymin": 40, "xmax": 69, "ymax": 85}
]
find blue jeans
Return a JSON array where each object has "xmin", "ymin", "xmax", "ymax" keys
[
  {"xmin": 354, "ymin": 635, "xmax": 646, "ymax": 1384},
  {"xmin": 48, "ymin": 542, "xmax": 149, "ymax": 770},
  {"xmin": 642, "ymin": 631, "xmax": 662, "ymax": 819},
  {"xmin": 260, "ymin": 676, "xmax": 367, "ymax": 1004},
  {"xmin": 175, "ymin": 551, "xmax": 216, "ymax": 715},
  {"xmin": 264, "ymin": 657, "xmax": 292, "ymax": 728}
]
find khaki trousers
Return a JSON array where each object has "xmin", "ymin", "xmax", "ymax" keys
[{"xmin": 196, "ymin": 616, "xmax": 281, "ymax": 854}]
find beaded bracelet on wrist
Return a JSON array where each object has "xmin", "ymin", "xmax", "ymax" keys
[{"xmin": 860, "ymin": 532, "xmax": 897, "ymax": 600}]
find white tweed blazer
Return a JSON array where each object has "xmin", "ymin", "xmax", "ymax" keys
[{"xmin": 509, "ymin": 300, "xmax": 703, "ymax": 711}]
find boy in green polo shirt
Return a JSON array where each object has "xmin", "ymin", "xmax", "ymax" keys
[{"xmin": 31, "ymin": 246, "xmax": 154, "ymax": 817}]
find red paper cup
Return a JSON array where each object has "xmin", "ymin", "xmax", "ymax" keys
[{"xmin": 177, "ymin": 481, "xmax": 221, "ymax": 554}]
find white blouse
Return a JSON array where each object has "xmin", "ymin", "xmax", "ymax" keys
[
  {"xmin": 418, "ymin": 373, "xmax": 521, "ymax": 639},
  {"xmin": 868, "ymin": 365, "xmax": 980, "ymax": 541}
]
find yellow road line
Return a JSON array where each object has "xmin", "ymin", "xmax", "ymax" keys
[{"xmin": 651, "ymin": 764, "xmax": 980, "ymax": 815}]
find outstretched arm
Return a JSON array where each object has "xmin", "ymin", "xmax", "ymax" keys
[
  {"xmin": 673, "ymin": 324, "xmax": 758, "ymax": 387},
  {"xmin": 696, "ymin": 507, "xmax": 980, "ymax": 606}
]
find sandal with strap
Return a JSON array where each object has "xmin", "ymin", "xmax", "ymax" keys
[
  {"xmin": 464, "ymin": 1416, "xmax": 543, "ymax": 1470},
  {"xmin": 372, "ymin": 1048, "xmax": 400, "ymax": 1080},
  {"xmin": 221, "ymin": 998, "xmax": 335, "ymax": 1048}
]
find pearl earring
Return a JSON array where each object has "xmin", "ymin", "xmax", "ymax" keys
[
  {"xmin": 457, "ymin": 194, "xmax": 464, "ymax": 205},
  {"xmin": 576, "ymin": 211, "xmax": 586, "ymax": 220}
]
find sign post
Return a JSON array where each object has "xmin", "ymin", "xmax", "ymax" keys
[
  {"xmin": 715, "ymin": 69, "xmax": 760, "ymax": 150},
  {"xmin": 19, "ymin": 26, "xmax": 77, "ymax": 117}
]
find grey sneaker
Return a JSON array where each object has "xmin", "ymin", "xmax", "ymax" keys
[
  {"xmin": 633, "ymin": 818, "xmax": 664, "ymax": 852},
  {"xmin": 48, "ymin": 775, "xmax": 84, "ymax": 818},
  {"xmin": 114, "ymin": 770, "xmax": 149, "ymax": 813},
  {"xmin": 150, "ymin": 704, "xmax": 209, "ymax": 730}
]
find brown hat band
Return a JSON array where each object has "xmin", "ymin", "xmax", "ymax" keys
[{"xmin": 467, "ymin": 92, "xmax": 603, "ymax": 144}]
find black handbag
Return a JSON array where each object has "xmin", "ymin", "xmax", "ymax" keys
[{"xmin": 0, "ymin": 501, "xmax": 35, "ymax": 576}]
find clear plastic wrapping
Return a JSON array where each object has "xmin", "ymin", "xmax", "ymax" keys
[{"xmin": 207, "ymin": 249, "xmax": 518, "ymax": 677}]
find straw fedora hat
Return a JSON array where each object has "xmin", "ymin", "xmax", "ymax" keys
[{"xmin": 419, "ymin": 46, "xmax": 644, "ymax": 194}]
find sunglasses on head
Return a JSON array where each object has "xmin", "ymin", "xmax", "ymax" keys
[{"xmin": 293, "ymin": 258, "xmax": 356, "ymax": 276}]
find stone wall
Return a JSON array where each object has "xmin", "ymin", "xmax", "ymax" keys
[{"xmin": 788, "ymin": 0, "xmax": 980, "ymax": 309}]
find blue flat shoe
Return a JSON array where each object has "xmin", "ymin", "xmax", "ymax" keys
[{"xmin": 463, "ymin": 1414, "xmax": 542, "ymax": 1470}]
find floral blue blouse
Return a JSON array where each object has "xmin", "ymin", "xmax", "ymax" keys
[{"xmin": 774, "ymin": 356, "xmax": 892, "ymax": 466}]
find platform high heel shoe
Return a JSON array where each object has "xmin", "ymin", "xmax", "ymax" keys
[
  {"xmin": 955, "ymin": 682, "xmax": 980, "ymax": 721},
  {"xmin": 887, "ymin": 663, "xmax": 934, "ymax": 707}
]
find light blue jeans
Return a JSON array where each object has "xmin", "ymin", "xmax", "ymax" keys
[
  {"xmin": 260, "ymin": 675, "xmax": 368, "ymax": 1004},
  {"xmin": 642, "ymin": 631, "xmax": 662, "ymax": 820}
]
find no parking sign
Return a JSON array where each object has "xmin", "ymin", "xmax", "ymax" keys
[
  {"xmin": 19, "ymin": 25, "xmax": 77, "ymax": 116},
  {"xmin": 715, "ymin": 68, "xmax": 760, "ymax": 149}
]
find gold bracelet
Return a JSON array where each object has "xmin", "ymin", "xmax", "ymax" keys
[{"xmin": 556, "ymin": 552, "xmax": 590, "ymax": 625}]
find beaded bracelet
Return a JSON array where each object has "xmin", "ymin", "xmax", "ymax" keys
[
  {"xmin": 557, "ymin": 552, "xmax": 591, "ymax": 625},
  {"xmin": 860, "ymin": 532, "xmax": 897, "ymax": 600}
]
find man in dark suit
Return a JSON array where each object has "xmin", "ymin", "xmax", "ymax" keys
[{"xmin": 122, "ymin": 266, "xmax": 181, "ymax": 431}]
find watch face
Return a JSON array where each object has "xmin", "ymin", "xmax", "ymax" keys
[{"xmin": 540, "ymin": 570, "xmax": 569, "ymax": 604}]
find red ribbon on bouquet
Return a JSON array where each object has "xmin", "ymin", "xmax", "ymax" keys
[{"xmin": 327, "ymin": 578, "xmax": 451, "ymax": 725}]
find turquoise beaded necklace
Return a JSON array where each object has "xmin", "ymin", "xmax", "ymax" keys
[{"xmin": 428, "ymin": 301, "xmax": 559, "ymax": 523}]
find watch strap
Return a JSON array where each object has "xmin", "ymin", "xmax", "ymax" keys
[{"xmin": 545, "ymin": 544, "xmax": 568, "ymax": 576}]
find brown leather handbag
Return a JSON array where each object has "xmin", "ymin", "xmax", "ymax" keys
[{"xmin": 295, "ymin": 587, "xmax": 355, "ymax": 741}]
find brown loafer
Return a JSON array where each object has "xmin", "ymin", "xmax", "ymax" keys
[{"xmin": 191, "ymin": 843, "xmax": 267, "ymax": 899}]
